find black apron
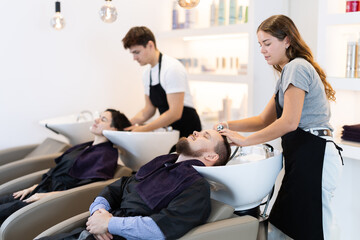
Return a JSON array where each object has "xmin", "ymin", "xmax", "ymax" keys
[
  {"xmin": 269, "ymin": 92, "xmax": 327, "ymax": 240},
  {"xmin": 149, "ymin": 53, "xmax": 201, "ymax": 138}
]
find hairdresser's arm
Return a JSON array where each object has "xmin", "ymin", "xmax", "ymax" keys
[
  {"xmin": 221, "ymin": 85, "xmax": 304, "ymax": 146},
  {"xmin": 126, "ymin": 95, "xmax": 156, "ymax": 130},
  {"xmin": 132, "ymin": 92, "xmax": 184, "ymax": 132},
  {"xmin": 227, "ymin": 94, "xmax": 278, "ymax": 132}
]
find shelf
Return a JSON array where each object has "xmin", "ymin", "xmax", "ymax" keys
[
  {"xmin": 324, "ymin": 12, "xmax": 360, "ymax": 25},
  {"xmin": 328, "ymin": 77, "xmax": 360, "ymax": 91},
  {"xmin": 157, "ymin": 24, "xmax": 251, "ymax": 39},
  {"xmin": 188, "ymin": 73, "xmax": 249, "ymax": 83},
  {"xmin": 334, "ymin": 136, "xmax": 360, "ymax": 160}
]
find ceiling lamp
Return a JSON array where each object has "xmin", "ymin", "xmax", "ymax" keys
[
  {"xmin": 178, "ymin": 0, "xmax": 200, "ymax": 9},
  {"xmin": 99, "ymin": 0, "xmax": 118, "ymax": 23},
  {"xmin": 50, "ymin": 1, "xmax": 65, "ymax": 30}
]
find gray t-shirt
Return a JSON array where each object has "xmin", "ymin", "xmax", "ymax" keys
[{"xmin": 275, "ymin": 58, "xmax": 333, "ymax": 131}]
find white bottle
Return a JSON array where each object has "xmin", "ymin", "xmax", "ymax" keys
[
  {"xmin": 229, "ymin": 0, "xmax": 237, "ymax": 25},
  {"xmin": 346, "ymin": 41, "xmax": 357, "ymax": 78},
  {"xmin": 357, "ymin": 33, "xmax": 360, "ymax": 78},
  {"xmin": 218, "ymin": 0, "xmax": 226, "ymax": 26},
  {"xmin": 172, "ymin": 1, "xmax": 178, "ymax": 29},
  {"xmin": 210, "ymin": 0, "xmax": 218, "ymax": 27}
]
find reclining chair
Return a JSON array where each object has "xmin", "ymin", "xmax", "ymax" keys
[
  {"xmin": 34, "ymin": 199, "xmax": 259, "ymax": 240},
  {"xmin": 0, "ymin": 138, "xmax": 70, "ymax": 166},
  {"xmin": 0, "ymin": 138, "xmax": 70, "ymax": 185},
  {"xmin": 0, "ymin": 165, "xmax": 133, "ymax": 240}
]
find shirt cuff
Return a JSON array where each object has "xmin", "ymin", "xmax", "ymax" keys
[{"xmin": 89, "ymin": 196, "xmax": 111, "ymax": 215}]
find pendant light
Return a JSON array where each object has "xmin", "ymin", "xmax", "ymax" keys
[
  {"xmin": 51, "ymin": 1, "xmax": 65, "ymax": 30},
  {"xmin": 99, "ymin": 0, "xmax": 118, "ymax": 23},
  {"xmin": 178, "ymin": 0, "xmax": 200, "ymax": 9}
]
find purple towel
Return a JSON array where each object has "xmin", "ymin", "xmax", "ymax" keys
[{"xmin": 135, "ymin": 154, "xmax": 205, "ymax": 211}]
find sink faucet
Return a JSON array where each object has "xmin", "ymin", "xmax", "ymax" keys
[{"xmin": 76, "ymin": 110, "xmax": 93, "ymax": 122}]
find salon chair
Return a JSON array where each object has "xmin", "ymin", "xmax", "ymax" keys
[
  {"xmin": 0, "ymin": 165, "xmax": 133, "ymax": 240},
  {"xmin": 0, "ymin": 152, "xmax": 62, "ymax": 185},
  {"xmin": 0, "ymin": 138, "xmax": 70, "ymax": 166},
  {"xmin": 34, "ymin": 199, "xmax": 259, "ymax": 240}
]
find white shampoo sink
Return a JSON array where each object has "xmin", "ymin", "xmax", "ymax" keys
[
  {"xmin": 39, "ymin": 111, "xmax": 97, "ymax": 145},
  {"xmin": 194, "ymin": 145, "xmax": 283, "ymax": 211},
  {"xmin": 103, "ymin": 130, "xmax": 180, "ymax": 171}
]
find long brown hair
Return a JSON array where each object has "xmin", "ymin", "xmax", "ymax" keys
[{"xmin": 257, "ymin": 15, "xmax": 336, "ymax": 101}]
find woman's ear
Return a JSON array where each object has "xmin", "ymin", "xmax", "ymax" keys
[
  {"xmin": 284, "ymin": 36, "xmax": 290, "ymax": 48},
  {"xmin": 203, "ymin": 152, "xmax": 219, "ymax": 166}
]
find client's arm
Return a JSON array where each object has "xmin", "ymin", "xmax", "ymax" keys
[
  {"xmin": 13, "ymin": 184, "xmax": 38, "ymax": 200},
  {"xmin": 23, "ymin": 191, "xmax": 60, "ymax": 203}
]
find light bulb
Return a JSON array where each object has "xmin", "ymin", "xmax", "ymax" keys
[
  {"xmin": 51, "ymin": 1, "xmax": 65, "ymax": 30},
  {"xmin": 99, "ymin": 0, "xmax": 118, "ymax": 23},
  {"xmin": 178, "ymin": 0, "xmax": 200, "ymax": 9}
]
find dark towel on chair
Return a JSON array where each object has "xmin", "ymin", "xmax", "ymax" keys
[{"xmin": 135, "ymin": 154, "xmax": 205, "ymax": 211}]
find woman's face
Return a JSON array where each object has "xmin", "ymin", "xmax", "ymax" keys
[{"xmin": 257, "ymin": 30, "xmax": 290, "ymax": 68}]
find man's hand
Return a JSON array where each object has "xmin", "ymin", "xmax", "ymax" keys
[
  {"xmin": 86, "ymin": 209, "xmax": 113, "ymax": 237},
  {"xmin": 93, "ymin": 232, "xmax": 114, "ymax": 240}
]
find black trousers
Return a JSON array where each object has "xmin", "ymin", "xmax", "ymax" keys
[{"xmin": 0, "ymin": 194, "xmax": 29, "ymax": 225}]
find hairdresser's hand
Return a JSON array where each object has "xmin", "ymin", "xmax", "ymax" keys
[
  {"xmin": 86, "ymin": 209, "xmax": 113, "ymax": 236},
  {"xmin": 13, "ymin": 184, "xmax": 38, "ymax": 200},
  {"xmin": 213, "ymin": 122, "xmax": 229, "ymax": 131},
  {"xmin": 219, "ymin": 128, "xmax": 246, "ymax": 146},
  {"xmin": 124, "ymin": 125, "xmax": 138, "ymax": 131}
]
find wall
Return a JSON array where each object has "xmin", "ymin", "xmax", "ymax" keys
[{"xmin": 0, "ymin": 0, "xmax": 168, "ymax": 150}]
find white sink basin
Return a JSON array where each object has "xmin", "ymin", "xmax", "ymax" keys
[
  {"xmin": 39, "ymin": 111, "xmax": 97, "ymax": 145},
  {"xmin": 194, "ymin": 145, "xmax": 283, "ymax": 211},
  {"xmin": 103, "ymin": 130, "xmax": 180, "ymax": 171}
]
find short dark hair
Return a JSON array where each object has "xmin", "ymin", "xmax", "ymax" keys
[
  {"xmin": 122, "ymin": 26, "xmax": 157, "ymax": 49},
  {"xmin": 213, "ymin": 136, "xmax": 231, "ymax": 166},
  {"xmin": 105, "ymin": 109, "xmax": 131, "ymax": 131}
]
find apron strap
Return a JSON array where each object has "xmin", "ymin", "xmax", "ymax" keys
[
  {"xmin": 150, "ymin": 52, "xmax": 162, "ymax": 86},
  {"xmin": 326, "ymin": 140, "xmax": 344, "ymax": 165}
]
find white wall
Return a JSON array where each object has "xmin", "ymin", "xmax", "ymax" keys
[{"xmin": 0, "ymin": 0, "xmax": 170, "ymax": 150}]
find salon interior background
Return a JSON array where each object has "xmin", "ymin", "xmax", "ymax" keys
[{"xmin": 0, "ymin": 0, "xmax": 317, "ymax": 150}]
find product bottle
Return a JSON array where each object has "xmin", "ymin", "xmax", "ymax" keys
[
  {"xmin": 346, "ymin": 41, "xmax": 357, "ymax": 78},
  {"xmin": 357, "ymin": 34, "xmax": 360, "ymax": 78},
  {"xmin": 237, "ymin": 5, "xmax": 243, "ymax": 24},
  {"xmin": 172, "ymin": 1, "xmax": 178, "ymax": 29},
  {"xmin": 218, "ymin": 0, "xmax": 226, "ymax": 26},
  {"xmin": 210, "ymin": 0, "xmax": 218, "ymax": 27},
  {"xmin": 185, "ymin": 9, "xmax": 190, "ymax": 28},
  {"xmin": 229, "ymin": 0, "xmax": 237, "ymax": 25},
  {"xmin": 244, "ymin": 5, "xmax": 248, "ymax": 23}
]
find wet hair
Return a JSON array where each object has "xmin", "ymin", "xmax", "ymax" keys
[
  {"xmin": 213, "ymin": 135, "xmax": 231, "ymax": 166},
  {"xmin": 257, "ymin": 15, "xmax": 336, "ymax": 101},
  {"xmin": 105, "ymin": 109, "xmax": 131, "ymax": 131},
  {"xmin": 122, "ymin": 26, "xmax": 157, "ymax": 49}
]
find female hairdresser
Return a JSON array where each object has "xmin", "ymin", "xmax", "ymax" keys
[
  {"xmin": 122, "ymin": 26, "xmax": 201, "ymax": 139},
  {"xmin": 215, "ymin": 15, "xmax": 343, "ymax": 240}
]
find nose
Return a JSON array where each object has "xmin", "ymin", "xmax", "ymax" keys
[
  {"xmin": 133, "ymin": 55, "xmax": 138, "ymax": 61},
  {"xmin": 94, "ymin": 117, "xmax": 100, "ymax": 124},
  {"xmin": 193, "ymin": 131, "xmax": 199, "ymax": 137},
  {"xmin": 260, "ymin": 46, "xmax": 266, "ymax": 54}
]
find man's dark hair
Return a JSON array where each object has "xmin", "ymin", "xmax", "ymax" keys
[
  {"xmin": 122, "ymin": 26, "xmax": 157, "ymax": 49},
  {"xmin": 213, "ymin": 136, "xmax": 231, "ymax": 166},
  {"xmin": 105, "ymin": 109, "xmax": 131, "ymax": 131}
]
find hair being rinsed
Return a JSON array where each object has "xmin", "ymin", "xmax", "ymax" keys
[
  {"xmin": 122, "ymin": 26, "xmax": 157, "ymax": 49},
  {"xmin": 257, "ymin": 15, "xmax": 336, "ymax": 101},
  {"xmin": 105, "ymin": 109, "xmax": 131, "ymax": 131},
  {"xmin": 213, "ymin": 135, "xmax": 231, "ymax": 166}
]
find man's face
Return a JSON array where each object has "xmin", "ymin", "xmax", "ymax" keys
[
  {"xmin": 176, "ymin": 130, "xmax": 223, "ymax": 157},
  {"xmin": 90, "ymin": 111, "xmax": 116, "ymax": 136},
  {"xmin": 129, "ymin": 43, "xmax": 152, "ymax": 66}
]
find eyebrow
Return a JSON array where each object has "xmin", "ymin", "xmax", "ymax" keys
[{"xmin": 204, "ymin": 131, "xmax": 211, "ymax": 139}]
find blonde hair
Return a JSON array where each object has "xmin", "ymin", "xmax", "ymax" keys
[{"xmin": 257, "ymin": 15, "xmax": 336, "ymax": 101}]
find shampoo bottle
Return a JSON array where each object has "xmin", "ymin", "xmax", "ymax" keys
[
  {"xmin": 210, "ymin": 0, "xmax": 218, "ymax": 26},
  {"xmin": 172, "ymin": 1, "xmax": 178, "ymax": 29},
  {"xmin": 229, "ymin": 0, "xmax": 237, "ymax": 24},
  {"xmin": 218, "ymin": 0, "xmax": 226, "ymax": 25}
]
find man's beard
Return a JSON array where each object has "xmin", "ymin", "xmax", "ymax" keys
[{"xmin": 175, "ymin": 137, "xmax": 204, "ymax": 158}]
